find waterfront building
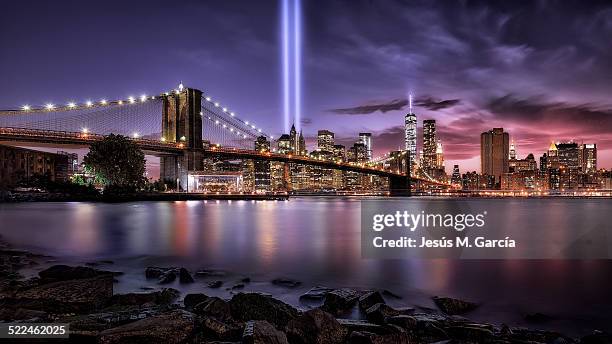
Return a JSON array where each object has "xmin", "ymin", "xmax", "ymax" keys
[
  {"xmin": 435, "ymin": 140, "xmax": 445, "ymax": 170},
  {"xmin": 0, "ymin": 144, "xmax": 71, "ymax": 187},
  {"xmin": 254, "ymin": 136, "xmax": 271, "ymax": 192},
  {"xmin": 557, "ymin": 142, "xmax": 580, "ymax": 189},
  {"xmin": 480, "ymin": 128, "xmax": 509, "ymax": 185},
  {"xmin": 317, "ymin": 130, "xmax": 334, "ymax": 153},
  {"xmin": 581, "ymin": 143, "xmax": 597, "ymax": 173},
  {"xmin": 451, "ymin": 165, "xmax": 461, "ymax": 185},
  {"xmin": 509, "ymin": 140, "xmax": 517, "ymax": 160},
  {"xmin": 422, "ymin": 120, "xmax": 437, "ymax": 170},
  {"xmin": 509, "ymin": 153, "xmax": 537, "ymax": 173},
  {"xmin": 277, "ymin": 134, "xmax": 293, "ymax": 154},
  {"xmin": 359, "ymin": 132, "xmax": 372, "ymax": 161},
  {"xmin": 405, "ymin": 111, "xmax": 417, "ymax": 166},
  {"xmin": 332, "ymin": 144, "xmax": 346, "ymax": 162}
]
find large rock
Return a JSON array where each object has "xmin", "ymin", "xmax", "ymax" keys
[
  {"xmin": 358, "ymin": 291, "xmax": 385, "ymax": 311},
  {"xmin": 347, "ymin": 331, "xmax": 413, "ymax": 344},
  {"xmin": 299, "ymin": 286, "xmax": 334, "ymax": 302},
  {"xmin": 432, "ymin": 296, "xmax": 477, "ymax": 315},
  {"xmin": 179, "ymin": 268, "xmax": 194, "ymax": 284},
  {"xmin": 108, "ymin": 288, "xmax": 179, "ymax": 306},
  {"xmin": 229, "ymin": 293, "xmax": 299, "ymax": 329},
  {"xmin": 201, "ymin": 316, "xmax": 243, "ymax": 341},
  {"xmin": 286, "ymin": 309, "xmax": 347, "ymax": 344},
  {"xmin": 98, "ymin": 309, "xmax": 195, "ymax": 344},
  {"xmin": 243, "ymin": 320, "xmax": 288, "ymax": 344},
  {"xmin": 386, "ymin": 315, "xmax": 417, "ymax": 330},
  {"xmin": 321, "ymin": 288, "xmax": 361, "ymax": 315},
  {"xmin": 184, "ymin": 293, "xmax": 210, "ymax": 309},
  {"xmin": 5, "ymin": 275, "xmax": 113, "ymax": 313},
  {"xmin": 38, "ymin": 265, "xmax": 113, "ymax": 282},
  {"xmin": 336, "ymin": 319, "xmax": 387, "ymax": 335},
  {"xmin": 447, "ymin": 324, "xmax": 494, "ymax": 342},
  {"xmin": 193, "ymin": 297, "xmax": 232, "ymax": 321},
  {"xmin": 365, "ymin": 303, "xmax": 400, "ymax": 325}
]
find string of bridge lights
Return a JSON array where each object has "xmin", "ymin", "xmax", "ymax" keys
[{"xmin": 16, "ymin": 83, "xmax": 273, "ymax": 141}]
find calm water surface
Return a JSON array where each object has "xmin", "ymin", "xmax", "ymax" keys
[{"xmin": 0, "ymin": 198, "xmax": 611, "ymax": 336}]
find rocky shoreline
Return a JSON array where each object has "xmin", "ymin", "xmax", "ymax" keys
[{"xmin": 1, "ymin": 243, "xmax": 610, "ymax": 343}]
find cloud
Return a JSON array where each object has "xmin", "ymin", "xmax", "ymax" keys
[
  {"xmin": 329, "ymin": 99, "xmax": 408, "ymax": 115},
  {"xmin": 300, "ymin": 118, "xmax": 312, "ymax": 126},
  {"xmin": 414, "ymin": 97, "xmax": 461, "ymax": 110}
]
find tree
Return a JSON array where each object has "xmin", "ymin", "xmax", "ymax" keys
[{"xmin": 83, "ymin": 134, "xmax": 147, "ymax": 192}]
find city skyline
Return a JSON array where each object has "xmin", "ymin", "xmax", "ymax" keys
[{"xmin": 1, "ymin": 1, "xmax": 612, "ymax": 172}]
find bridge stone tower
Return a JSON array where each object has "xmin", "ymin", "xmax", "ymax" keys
[
  {"xmin": 389, "ymin": 151, "xmax": 411, "ymax": 196},
  {"xmin": 160, "ymin": 87, "xmax": 204, "ymax": 191}
]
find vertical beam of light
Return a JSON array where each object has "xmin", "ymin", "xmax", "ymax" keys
[
  {"xmin": 293, "ymin": 0, "xmax": 302, "ymax": 132},
  {"xmin": 282, "ymin": 0, "xmax": 290, "ymax": 133}
]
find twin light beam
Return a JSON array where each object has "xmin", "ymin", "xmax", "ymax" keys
[{"xmin": 282, "ymin": 0, "xmax": 302, "ymax": 133}]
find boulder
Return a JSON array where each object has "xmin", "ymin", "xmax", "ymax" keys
[
  {"xmin": 347, "ymin": 331, "xmax": 413, "ymax": 344},
  {"xmin": 98, "ymin": 309, "xmax": 195, "ymax": 344},
  {"xmin": 386, "ymin": 315, "xmax": 417, "ymax": 330},
  {"xmin": 271, "ymin": 278, "xmax": 301, "ymax": 288},
  {"xmin": 243, "ymin": 320, "xmax": 288, "ymax": 344},
  {"xmin": 358, "ymin": 291, "xmax": 385, "ymax": 311},
  {"xmin": 321, "ymin": 288, "xmax": 361, "ymax": 315},
  {"xmin": 201, "ymin": 316, "xmax": 243, "ymax": 341},
  {"xmin": 145, "ymin": 266, "xmax": 171, "ymax": 279},
  {"xmin": 208, "ymin": 280, "xmax": 224, "ymax": 288},
  {"xmin": 447, "ymin": 325, "xmax": 494, "ymax": 342},
  {"xmin": 299, "ymin": 286, "xmax": 333, "ymax": 301},
  {"xmin": 432, "ymin": 296, "xmax": 477, "ymax": 315},
  {"xmin": 6, "ymin": 275, "xmax": 113, "ymax": 314},
  {"xmin": 184, "ymin": 293, "xmax": 210, "ymax": 309},
  {"xmin": 109, "ymin": 288, "xmax": 179, "ymax": 306},
  {"xmin": 38, "ymin": 265, "xmax": 113, "ymax": 282},
  {"xmin": 365, "ymin": 303, "xmax": 400, "ymax": 324},
  {"xmin": 229, "ymin": 293, "xmax": 299, "ymax": 329},
  {"xmin": 179, "ymin": 268, "xmax": 194, "ymax": 284},
  {"xmin": 580, "ymin": 331, "xmax": 612, "ymax": 344},
  {"xmin": 193, "ymin": 297, "xmax": 232, "ymax": 321},
  {"xmin": 336, "ymin": 319, "xmax": 387, "ymax": 335},
  {"xmin": 158, "ymin": 271, "xmax": 176, "ymax": 284},
  {"xmin": 286, "ymin": 309, "xmax": 347, "ymax": 344}
]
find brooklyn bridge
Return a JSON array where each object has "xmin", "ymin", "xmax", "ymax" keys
[{"xmin": 0, "ymin": 85, "xmax": 452, "ymax": 196}]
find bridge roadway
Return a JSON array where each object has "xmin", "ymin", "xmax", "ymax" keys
[{"xmin": 0, "ymin": 127, "xmax": 448, "ymax": 186}]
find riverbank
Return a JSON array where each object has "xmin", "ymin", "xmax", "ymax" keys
[
  {"xmin": 0, "ymin": 191, "xmax": 288, "ymax": 203},
  {"xmin": 0, "ymin": 238, "xmax": 610, "ymax": 343}
]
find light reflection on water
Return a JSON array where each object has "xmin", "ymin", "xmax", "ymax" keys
[{"xmin": 0, "ymin": 198, "xmax": 611, "ymax": 335}]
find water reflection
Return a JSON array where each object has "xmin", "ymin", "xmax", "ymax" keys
[{"xmin": 0, "ymin": 198, "xmax": 611, "ymax": 333}]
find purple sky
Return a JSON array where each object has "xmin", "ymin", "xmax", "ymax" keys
[{"xmin": 1, "ymin": 0, "xmax": 612, "ymax": 173}]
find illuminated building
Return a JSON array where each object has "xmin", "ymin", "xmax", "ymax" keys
[
  {"xmin": 451, "ymin": 165, "xmax": 461, "ymax": 185},
  {"xmin": 480, "ymin": 128, "xmax": 509, "ymax": 185},
  {"xmin": 422, "ymin": 119, "xmax": 437, "ymax": 170},
  {"xmin": 317, "ymin": 130, "xmax": 334, "ymax": 153},
  {"xmin": 404, "ymin": 105, "xmax": 417, "ymax": 168},
  {"xmin": 0, "ymin": 144, "xmax": 72, "ymax": 186},
  {"xmin": 581, "ymin": 143, "xmax": 597, "ymax": 173},
  {"xmin": 359, "ymin": 132, "xmax": 372, "ymax": 161},
  {"xmin": 435, "ymin": 140, "xmax": 444, "ymax": 170},
  {"xmin": 277, "ymin": 134, "xmax": 292, "ymax": 154},
  {"xmin": 557, "ymin": 142, "xmax": 580, "ymax": 189},
  {"xmin": 254, "ymin": 136, "xmax": 271, "ymax": 192},
  {"xmin": 332, "ymin": 144, "xmax": 346, "ymax": 162},
  {"xmin": 509, "ymin": 140, "xmax": 517, "ymax": 160}
]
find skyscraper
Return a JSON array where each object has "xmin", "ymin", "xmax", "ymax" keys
[
  {"xmin": 317, "ymin": 130, "xmax": 334, "ymax": 152},
  {"xmin": 404, "ymin": 95, "xmax": 417, "ymax": 167},
  {"xmin": 435, "ymin": 139, "xmax": 444, "ymax": 170},
  {"xmin": 581, "ymin": 143, "xmax": 597, "ymax": 173},
  {"xmin": 509, "ymin": 140, "xmax": 517, "ymax": 160},
  {"xmin": 359, "ymin": 132, "xmax": 372, "ymax": 161},
  {"xmin": 254, "ymin": 136, "xmax": 271, "ymax": 191},
  {"xmin": 480, "ymin": 128, "xmax": 509, "ymax": 183},
  {"xmin": 451, "ymin": 165, "xmax": 461, "ymax": 185},
  {"xmin": 422, "ymin": 119, "xmax": 437, "ymax": 170}
]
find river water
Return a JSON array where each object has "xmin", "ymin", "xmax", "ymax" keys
[{"xmin": 0, "ymin": 198, "xmax": 611, "ymax": 336}]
